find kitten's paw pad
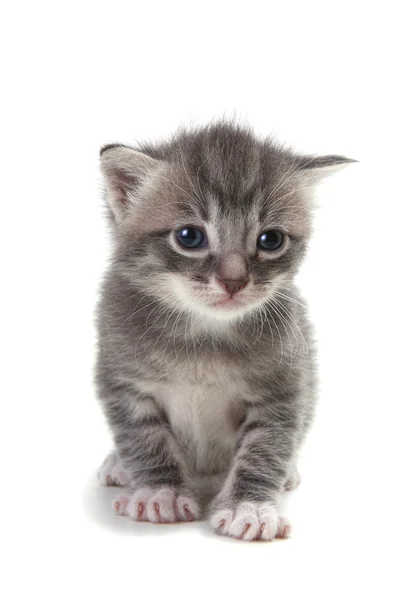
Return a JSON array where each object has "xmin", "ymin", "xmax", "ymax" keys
[
  {"xmin": 117, "ymin": 487, "xmax": 200, "ymax": 523},
  {"xmin": 98, "ymin": 452, "xmax": 129, "ymax": 487},
  {"xmin": 210, "ymin": 502, "xmax": 290, "ymax": 541}
]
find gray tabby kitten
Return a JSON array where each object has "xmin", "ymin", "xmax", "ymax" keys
[{"xmin": 96, "ymin": 122, "xmax": 353, "ymax": 541}]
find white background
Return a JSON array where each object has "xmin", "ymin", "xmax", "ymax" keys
[{"xmin": 1, "ymin": 1, "xmax": 399, "ymax": 599}]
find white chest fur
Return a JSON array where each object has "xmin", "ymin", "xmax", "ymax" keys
[{"xmin": 138, "ymin": 363, "xmax": 252, "ymax": 474}]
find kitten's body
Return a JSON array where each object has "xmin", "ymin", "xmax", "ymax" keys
[
  {"xmin": 95, "ymin": 122, "xmax": 352, "ymax": 540},
  {"xmin": 98, "ymin": 273, "xmax": 314, "ymax": 478}
]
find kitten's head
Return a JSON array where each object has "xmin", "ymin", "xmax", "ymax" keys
[{"xmin": 101, "ymin": 123, "xmax": 353, "ymax": 323}]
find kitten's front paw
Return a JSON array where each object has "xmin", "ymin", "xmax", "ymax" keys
[
  {"xmin": 113, "ymin": 487, "xmax": 201, "ymax": 523},
  {"xmin": 98, "ymin": 451, "xmax": 129, "ymax": 487},
  {"xmin": 210, "ymin": 501, "xmax": 291, "ymax": 541}
]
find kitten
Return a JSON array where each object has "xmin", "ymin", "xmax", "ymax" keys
[{"xmin": 95, "ymin": 122, "xmax": 353, "ymax": 541}]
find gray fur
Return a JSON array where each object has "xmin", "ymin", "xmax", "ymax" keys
[{"xmin": 95, "ymin": 121, "xmax": 352, "ymax": 532}]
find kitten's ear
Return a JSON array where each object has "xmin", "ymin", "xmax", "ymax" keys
[
  {"xmin": 100, "ymin": 144, "xmax": 159, "ymax": 222},
  {"xmin": 297, "ymin": 154, "xmax": 358, "ymax": 182}
]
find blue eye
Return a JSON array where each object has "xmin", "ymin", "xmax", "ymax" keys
[
  {"xmin": 176, "ymin": 227, "xmax": 207, "ymax": 249},
  {"xmin": 258, "ymin": 230, "xmax": 284, "ymax": 251}
]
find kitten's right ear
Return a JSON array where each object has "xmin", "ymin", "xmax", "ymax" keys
[
  {"xmin": 296, "ymin": 154, "xmax": 358, "ymax": 182},
  {"xmin": 100, "ymin": 144, "xmax": 159, "ymax": 222}
]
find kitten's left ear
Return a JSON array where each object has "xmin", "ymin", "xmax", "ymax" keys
[
  {"xmin": 297, "ymin": 154, "xmax": 358, "ymax": 182},
  {"xmin": 100, "ymin": 144, "xmax": 160, "ymax": 222}
]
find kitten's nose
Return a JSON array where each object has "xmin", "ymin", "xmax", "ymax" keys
[{"xmin": 216, "ymin": 278, "xmax": 249, "ymax": 296}]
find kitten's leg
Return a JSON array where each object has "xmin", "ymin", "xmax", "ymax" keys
[
  {"xmin": 98, "ymin": 451, "xmax": 129, "ymax": 487},
  {"xmin": 101, "ymin": 386, "xmax": 200, "ymax": 523},
  {"xmin": 209, "ymin": 399, "xmax": 298, "ymax": 541}
]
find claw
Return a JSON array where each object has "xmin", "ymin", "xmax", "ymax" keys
[
  {"xmin": 138, "ymin": 502, "xmax": 144, "ymax": 519},
  {"xmin": 217, "ymin": 519, "xmax": 225, "ymax": 533},
  {"xmin": 277, "ymin": 522, "xmax": 291, "ymax": 538},
  {"xmin": 183, "ymin": 504, "xmax": 194, "ymax": 521}
]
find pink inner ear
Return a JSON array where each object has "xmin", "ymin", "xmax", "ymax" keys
[
  {"xmin": 110, "ymin": 170, "xmax": 138, "ymax": 209},
  {"xmin": 115, "ymin": 185, "xmax": 128, "ymax": 206}
]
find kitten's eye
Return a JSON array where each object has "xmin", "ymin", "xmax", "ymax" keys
[
  {"xmin": 258, "ymin": 230, "xmax": 284, "ymax": 251},
  {"xmin": 176, "ymin": 227, "xmax": 207, "ymax": 249}
]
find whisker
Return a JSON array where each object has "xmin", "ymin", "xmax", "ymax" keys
[
  {"xmin": 272, "ymin": 298, "xmax": 308, "ymax": 356},
  {"xmin": 269, "ymin": 303, "xmax": 295, "ymax": 379},
  {"xmin": 189, "ymin": 310, "xmax": 199, "ymax": 362},
  {"xmin": 265, "ymin": 305, "xmax": 283, "ymax": 368},
  {"xmin": 156, "ymin": 306, "xmax": 180, "ymax": 367},
  {"xmin": 183, "ymin": 310, "xmax": 193, "ymax": 367},
  {"xmin": 275, "ymin": 290, "xmax": 308, "ymax": 309},
  {"xmin": 117, "ymin": 296, "xmax": 164, "ymax": 329},
  {"xmin": 133, "ymin": 295, "xmax": 179, "ymax": 359},
  {"xmin": 171, "ymin": 307, "xmax": 186, "ymax": 358}
]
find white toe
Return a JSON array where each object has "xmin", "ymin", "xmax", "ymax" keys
[
  {"xmin": 112, "ymin": 493, "xmax": 130, "ymax": 515},
  {"xmin": 147, "ymin": 488, "xmax": 176, "ymax": 523},
  {"xmin": 210, "ymin": 501, "xmax": 288, "ymax": 542},
  {"xmin": 127, "ymin": 487, "xmax": 154, "ymax": 520}
]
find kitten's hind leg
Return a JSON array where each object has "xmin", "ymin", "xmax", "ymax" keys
[{"xmin": 98, "ymin": 451, "xmax": 129, "ymax": 487}]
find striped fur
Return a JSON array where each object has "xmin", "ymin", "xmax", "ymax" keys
[{"xmin": 95, "ymin": 121, "xmax": 352, "ymax": 539}]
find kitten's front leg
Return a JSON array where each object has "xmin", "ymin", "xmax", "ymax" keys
[
  {"xmin": 101, "ymin": 385, "xmax": 200, "ymax": 523},
  {"xmin": 209, "ymin": 401, "xmax": 297, "ymax": 541}
]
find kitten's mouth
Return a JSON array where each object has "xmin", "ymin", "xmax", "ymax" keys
[{"xmin": 213, "ymin": 295, "xmax": 245, "ymax": 309}]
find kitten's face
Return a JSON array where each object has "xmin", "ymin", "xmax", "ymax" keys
[
  {"xmin": 101, "ymin": 125, "xmax": 352, "ymax": 324},
  {"xmin": 135, "ymin": 175, "xmax": 310, "ymax": 322}
]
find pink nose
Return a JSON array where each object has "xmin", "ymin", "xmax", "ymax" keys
[{"xmin": 216, "ymin": 278, "xmax": 249, "ymax": 296}]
